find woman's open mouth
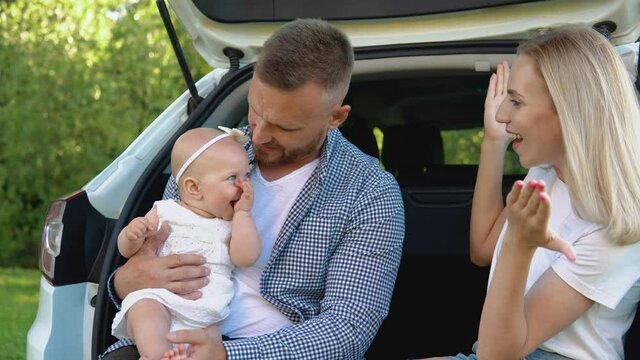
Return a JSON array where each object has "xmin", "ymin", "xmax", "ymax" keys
[{"xmin": 509, "ymin": 132, "xmax": 523, "ymax": 150}]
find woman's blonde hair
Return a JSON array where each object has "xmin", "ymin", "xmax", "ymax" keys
[{"xmin": 519, "ymin": 24, "xmax": 640, "ymax": 245}]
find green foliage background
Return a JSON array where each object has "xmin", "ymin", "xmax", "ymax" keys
[
  {"xmin": 0, "ymin": 0, "xmax": 525, "ymax": 269},
  {"xmin": 0, "ymin": 0, "xmax": 210, "ymax": 267}
]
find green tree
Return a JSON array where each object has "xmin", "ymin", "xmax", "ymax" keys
[
  {"xmin": 442, "ymin": 128, "xmax": 525, "ymax": 175},
  {"xmin": 0, "ymin": 0, "xmax": 209, "ymax": 267}
]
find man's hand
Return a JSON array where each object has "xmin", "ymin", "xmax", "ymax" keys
[
  {"xmin": 113, "ymin": 222, "xmax": 211, "ymax": 299},
  {"xmin": 163, "ymin": 325, "xmax": 227, "ymax": 360}
]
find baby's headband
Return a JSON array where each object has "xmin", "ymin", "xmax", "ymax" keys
[{"xmin": 174, "ymin": 126, "xmax": 250, "ymax": 183}]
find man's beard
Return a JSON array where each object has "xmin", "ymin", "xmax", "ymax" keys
[{"xmin": 253, "ymin": 132, "xmax": 325, "ymax": 166}]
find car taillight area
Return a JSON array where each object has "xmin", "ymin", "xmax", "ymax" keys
[
  {"xmin": 40, "ymin": 200, "xmax": 66, "ymax": 280},
  {"xmin": 38, "ymin": 190, "xmax": 108, "ymax": 286}
]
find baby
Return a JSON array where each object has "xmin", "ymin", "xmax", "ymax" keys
[{"xmin": 110, "ymin": 127, "xmax": 261, "ymax": 360}]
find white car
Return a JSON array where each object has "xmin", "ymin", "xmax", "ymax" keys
[{"xmin": 27, "ymin": 1, "xmax": 640, "ymax": 359}]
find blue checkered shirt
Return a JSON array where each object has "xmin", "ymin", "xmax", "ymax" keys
[{"xmin": 102, "ymin": 128, "xmax": 405, "ymax": 359}]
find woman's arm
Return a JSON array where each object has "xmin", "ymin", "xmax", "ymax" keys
[
  {"xmin": 470, "ymin": 61, "xmax": 512, "ymax": 266},
  {"xmin": 477, "ymin": 180, "xmax": 587, "ymax": 359}
]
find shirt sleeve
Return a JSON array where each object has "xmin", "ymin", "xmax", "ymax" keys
[
  {"xmin": 553, "ymin": 227, "xmax": 640, "ymax": 309},
  {"xmin": 106, "ymin": 267, "xmax": 123, "ymax": 310}
]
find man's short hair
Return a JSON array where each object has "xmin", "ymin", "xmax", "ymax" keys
[{"xmin": 255, "ymin": 18, "xmax": 354, "ymax": 102}]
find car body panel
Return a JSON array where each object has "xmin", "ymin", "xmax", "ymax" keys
[
  {"xmin": 83, "ymin": 69, "xmax": 226, "ymax": 219},
  {"xmin": 168, "ymin": 0, "xmax": 640, "ymax": 68},
  {"xmin": 27, "ymin": 279, "xmax": 89, "ymax": 359}
]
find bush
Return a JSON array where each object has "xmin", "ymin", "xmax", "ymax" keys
[{"xmin": 0, "ymin": 0, "xmax": 209, "ymax": 267}]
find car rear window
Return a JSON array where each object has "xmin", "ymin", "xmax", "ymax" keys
[{"xmin": 442, "ymin": 128, "xmax": 526, "ymax": 175}]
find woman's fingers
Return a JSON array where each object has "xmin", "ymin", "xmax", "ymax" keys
[
  {"xmin": 496, "ymin": 62, "xmax": 504, "ymax": 96},
  {"xmin": 485, "ymin": 72, "xmax": 497, "ymax": 104},
  {"xmin": 509, "ymin": 179, "xmax": 546, "ymax": 213},
  {"xmin": 500, "ymin": 60, "xmax": 510, "ymax": 93},
  {"xmin": 506, "ymin": 180, "xmax": 524, "ymax": 206},
  {"xmin": 505, "ymin": 178, "xmax": 576, "ymax": 260},
  {"xmin": 537, "ymin": 193, "xmax": 575, "ymax": 261},
  {"xmin": 547, "ymin": 230, "xmax": 577, "ymax": 262},
  {"xmin": 525, "ymin": 180, "xmax": 546, "ymax": 217},
  {"xmin": 516, "ymin": 180, "xmax": 537, "ymax": 209}
]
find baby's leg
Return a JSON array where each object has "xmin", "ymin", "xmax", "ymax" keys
[{"xmin": 127, "ymin": 298, "xmax": 172, "ymax": 360}]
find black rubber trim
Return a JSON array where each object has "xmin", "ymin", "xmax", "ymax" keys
[{"xmin": 191, "ymin": 0, "xmax": 545, "ymax": 23}]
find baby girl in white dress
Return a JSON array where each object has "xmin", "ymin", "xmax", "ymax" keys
[{"xmin": 111, "ymin": 127, "xmax": 261, "ymax": 360}]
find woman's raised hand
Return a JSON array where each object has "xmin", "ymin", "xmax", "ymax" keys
[{"xmin": 483, "ymin": 61, "xmax": 512, "ymax": 147}]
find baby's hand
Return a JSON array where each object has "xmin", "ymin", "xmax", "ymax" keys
[
  {"xmin": 505, "ymin": 180, "xmax": 576, "ymax": 261},
  {"xmin": 234, "ymin": 178, "xmax": 254, "ymax": 213},
  {"xmin": 123, "ymin": 217, "xmax": 155, "ymax": 244}
]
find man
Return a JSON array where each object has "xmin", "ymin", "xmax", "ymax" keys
[{"xmin": 102, "ymin": 18, "xmax": 404, "ymax": 360}]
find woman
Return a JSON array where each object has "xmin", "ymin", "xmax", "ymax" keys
[{"xmin": 431, "ymin": 24, "xmax": 640, "ymax": 360}]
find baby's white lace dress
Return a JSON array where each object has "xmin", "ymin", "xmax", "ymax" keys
[{"xmin": 112, "ymin": 199, "xmax": 234, "ymax": 339}]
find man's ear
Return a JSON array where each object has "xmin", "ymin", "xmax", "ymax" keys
[
  {"xmin": 328, "ymin": 104, "xmax": 351, "ymax": 129},
  {"xmin": 183, "ymin": 177, "xmax": 202, "ymax": 199}
]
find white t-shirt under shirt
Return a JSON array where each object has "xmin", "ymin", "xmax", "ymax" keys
[
  {"xmin": 489, "ymin": 166, "xmax": 640, "ymax": 359},
  {"xmin": 219, "ymin": 159, "xmax": 319, "ymax": 338}
]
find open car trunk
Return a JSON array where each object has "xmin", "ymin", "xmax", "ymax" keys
[
  {"xmin": 92, "ymin": 38, "xmax": 640, "ymax": 356},
  {"xmin": 92, "ymin": 0, "xmax": 640, "ymax": 358}
]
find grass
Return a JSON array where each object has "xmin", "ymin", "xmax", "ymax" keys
[{"xmin": 0, "ymin": 267, "xmax": 40, "ymax": 360}]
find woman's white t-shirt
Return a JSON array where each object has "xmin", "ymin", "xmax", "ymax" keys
[{"xmin": 488, "ymin": 166, "xmax": 640, "ymax": 359}]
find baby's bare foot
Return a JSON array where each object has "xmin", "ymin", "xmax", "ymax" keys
[{"xmin": 161, "ymin": 344, "xmax": 188, "ymax": 360}]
